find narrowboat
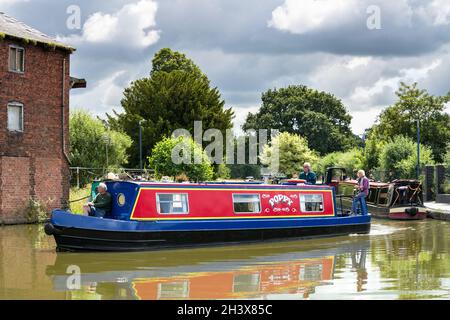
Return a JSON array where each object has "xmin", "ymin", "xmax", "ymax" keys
[
  {"xmin": 45, "ymin": 180, "xmax": 371, "ymax": 252},
  {"xmin": 325, "ymin": 167, "xmax": 427, "ymax": 220}
]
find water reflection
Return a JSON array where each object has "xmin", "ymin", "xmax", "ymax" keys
[
  {"xmin": 1, "ymin": 220, "xmax": 450, "ymax": 299},
  {"xmin": 45, "ymin": 238, "xmax": 369, "ymax": 300}
]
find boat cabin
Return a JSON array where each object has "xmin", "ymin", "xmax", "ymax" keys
[{"xmin": 92, "ymin": 181, "xmax": 338, "ymax": 221}]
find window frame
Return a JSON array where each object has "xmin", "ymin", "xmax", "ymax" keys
[
  {"xmin": 155, "ymin": 193, "xmax": 189, "ymax": 215},
  {"xmin": 7, "ymin": 102, "xmax": 24, "ymax": 132},
  {"xmin": 299, "ymin": 193, "xmax": 325, "ymax": 213},
  {"xmin": 8, "ymin": 45, "xmax": 25, "ymax": 73},
  {"xmin": 232, "ymin": 193, "xmax": 262, "ymax": 214}
]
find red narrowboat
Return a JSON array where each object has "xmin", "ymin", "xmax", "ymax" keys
[{"xmin": 45, "ymin": 180, "xmax": 371, "ymax": 251}]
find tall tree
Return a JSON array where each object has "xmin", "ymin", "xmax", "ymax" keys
[
  {"xmin": 371, "ymin": 82, "xmax": 450, "ymax": 163},
  {"xmin": 107, "ymin": 48, "xmax": 234, "ymax": 168},
  {"xmin": 243, "ymin": 85, "xmax": 358, "ymax": 155}
]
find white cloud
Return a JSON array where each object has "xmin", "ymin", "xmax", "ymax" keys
[
  {"xmin": 58, "ymin": 0, "xmax": 160, "ymax": 48},
  {"xmin": 348, "ymin": 59, "xmax": 441, "ymax": 108},
  {"xmin": 268, "ymin": 0, "xmax": 359, "ymax": 34},
  {"xmin": 0, "ymin": 0, "xmax": 28, "ymax": 6},
  {"xmin": 417, "ymin": 0, "xmax": 450, "ymax": 26}
]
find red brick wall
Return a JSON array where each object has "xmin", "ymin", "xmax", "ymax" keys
[
  {"xmin": 0, "ymin": 156, "xmax": 31, "ymax": 224},
  {"xmin": 0, "ymin": 38, "xmax": 72, "ymax": 224}
]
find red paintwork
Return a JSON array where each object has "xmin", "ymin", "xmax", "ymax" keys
[
  {"xmin": 388, "ymin": 211, "xmax": 428, "ymax": 220},
  {"xmin": 131, "ymin": 257, "xmax": 334, "ymax": 299},
  {"xmin": 130, "ymin": 185, "xmax": 335, "ymax": 220}
]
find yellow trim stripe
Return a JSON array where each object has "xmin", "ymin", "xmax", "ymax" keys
[{"xmin": 129, "ymin": 187, "xmax": 335, "ymax": 220}]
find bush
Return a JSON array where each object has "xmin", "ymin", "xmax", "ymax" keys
[
  {"xmin": 148, "ymin": 136, "xmax": 214, "ymax": 181},
  {"xmin": 259, "ymin": 132, "xmax": 318, "ymax": 176},
  {"xmin": 379, "ymin": 136, "xmax": 435, "ymax": 179},
  {"xmin": 316, "ymin": 148, "xmax": 365, "ymax": 178}
]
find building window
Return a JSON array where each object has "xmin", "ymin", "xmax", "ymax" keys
[
  {"xmin": 9, "ymin": 46, "xmax": 25, "ymax": 73},
  {"xmin": 300, "ymin": 194, "xmax": 324, "ymax": 212},
  {"xmin": 7, "ymin": 102, "xmax": 24, "ymax": 132},
  {"xmin": 156, "ymin": 193, "xmax": 189, "ymax": 214},
  {"xmin": 232, "ymin": 194, "xmax": 261, "ymax": 213}
]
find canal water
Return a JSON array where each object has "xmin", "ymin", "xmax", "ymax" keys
[{"xmin": 1, "ymin": 219, "xmax": 450, "ymax": 300}]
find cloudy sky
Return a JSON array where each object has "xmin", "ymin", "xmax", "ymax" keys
[{"xmin": 2, "ymin": 0, "xmax": 450, "ymax": 135}]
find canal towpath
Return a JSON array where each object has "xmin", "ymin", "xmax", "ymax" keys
[{"xmin": 426, "ymin": 201, "xmax": 450, "ymax": 221}]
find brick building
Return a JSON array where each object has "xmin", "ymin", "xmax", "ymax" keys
[{"xmin": 0, "ymin": 12, "xmax": 85, "ymax": 224}]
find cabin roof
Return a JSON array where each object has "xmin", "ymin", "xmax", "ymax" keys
[{"xmin": 105, "ymin": 180, "xmax": 333, "ymax": 189}]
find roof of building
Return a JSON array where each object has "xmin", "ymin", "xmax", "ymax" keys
[{"xmin": 0, "ymin": 12, "xmax": 74, "ymax": 51}]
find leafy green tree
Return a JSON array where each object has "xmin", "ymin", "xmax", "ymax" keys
[
  {"xmin": 243, "ymin": 85, "xmax": 359, "ymax": 155},
  {"xmin": 69, "ymin": 110, "xmax": 132, "ymax": 184},
  {"xmin": 150, "ymin": 48, "xmax": 205, "ymax": 80},
  {"xmin": 108, "ymin": 48, "xmax": 234, "ymax": 168},
  {"xmin": 379, "ymin": 136, "xmax": 435, "ymax": 179},
  {"xmin": 444, "ymin": 143, "xmax": 450, "ymax": 165},
  {"xmin": 259, "ymin": 132, "xmax": 318, "ymax": 176},
  {"xmin": 148, "ymin": 136, "xmax": 214, "ymax": 181},
  {"xmin": 371, "ymin": 82, "xmax": 450, "ymax": 163},
  {"xmin": 316, "ymin": 148, "xmax": 366, "ymax": 178}
]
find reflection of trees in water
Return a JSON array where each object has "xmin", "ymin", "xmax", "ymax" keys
[{"xmin": 370, "ymin": 221, "xmax": 450, "ymax": 298}]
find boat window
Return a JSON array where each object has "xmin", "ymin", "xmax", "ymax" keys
[
  {"xmin": 233, "ymin": 273, "xmax": 260, "ymax": 293},
  {"xmin": 157, "ymin": 281, "xmax": 190, "ymax": 299},
  {"xmin": 232, "ymin": 194, "xmax": 261, "ymax": 213},
  {"xmin": 300, "ymin": 194, "xmax": 324, "ymax": 212},
  {"xmin": 378, "ymin": 188, "xmax": 389, "ymax": 206},
  {"xmin": 156, "ymin": 193, "xmax": 189, "ymax": 214}
]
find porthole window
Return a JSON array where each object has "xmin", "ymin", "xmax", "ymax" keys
[{"xmin": 117, "ymin": 193, "xmax": 126, "ymax": 207}]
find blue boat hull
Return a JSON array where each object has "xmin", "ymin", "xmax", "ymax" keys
[{"xmin": 45, "ymin": 210, "xmax": 371, "ymax": 252}]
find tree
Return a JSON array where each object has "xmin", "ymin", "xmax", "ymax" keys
[
  {"xmin": 69, "ymin": 110, "xmax": 132, "ymax": 181},
  {"xmin": 371, "ymin": 82, "xmax": 450, "ymax": 163},
  {"xmin": 107, "ymin": 48, "xmax": 234, "ymax": 168},
  {"xmin": 444, "ymin": 143, "xmax": 450, "ymax": 165},
  {"xmin": 150, "ymin": 48, "xmax": 205, "ymax": 80},
  {"xmin": 148, "ymin": 136, "xmax": 214, "ymax": 181},
  {"xmin": 259, "ymin": 132, "xmax": 318, "ymax": 176},
  {"xmin": 243, "ymin": 85, "xmax": 358, "ymax": 155},
  {"xmin": 316, "ymin": 148, "xmax": 366, "ymax": 178},
  {"xmin": 379, "ymin": 136, "xmax": 435, "ymax": 179}
]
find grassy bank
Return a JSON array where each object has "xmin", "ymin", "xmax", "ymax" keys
[{"xmin": 69, "ymin": 184, "xmax": 91, "ymax": 214}]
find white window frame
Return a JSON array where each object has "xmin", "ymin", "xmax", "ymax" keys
[
  {"xmin": 299, "ymin": 193, "xmax": 324, "ymax": 213},
  {"xmin": 7, "ymin": 102, "xmax": 24, "ymax": 132},
  {"xmin": 156, "ymin": 193, "xmax": 189, "ymax": 215},
  {"xmin": 8, "ymin": 45, "xmax": 25, "ymax": 73},
  {"xmin": 232, "ymin": 193, "xmax": 261, "ymax": 214}
]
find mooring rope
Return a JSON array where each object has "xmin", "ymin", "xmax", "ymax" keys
[{"xmin": 69, "ymin": 195, "xmax": 91, "ymax": 203}]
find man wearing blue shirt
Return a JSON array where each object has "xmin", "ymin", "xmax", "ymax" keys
[{"xmin": 299, "ymin": 162, "xmax": 317, "ymax": 185}]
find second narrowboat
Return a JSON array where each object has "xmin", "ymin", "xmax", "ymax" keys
[{"xmin": 325, "ymin": 167, "xmax": 427, "ymax": 220}]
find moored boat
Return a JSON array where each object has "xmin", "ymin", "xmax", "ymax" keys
[
  {"xmin": 45, "ymin": 181, "xmax": 371, "ymax": 252},
  {"xmin": 325, "ymin": 167, "xmax": 427, "ymax": 220}
]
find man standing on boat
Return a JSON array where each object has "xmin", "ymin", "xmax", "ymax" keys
[
  {"xmin": 299, "ymin": 162, "xmax": 317, "ymax": 185},
  {"xmin": 352, "ymin": 170, "xmax": 369, "ymax": 215},
  {"xmin": 83, "ymin": 183, "xmax": 112, "ymax": 218}
]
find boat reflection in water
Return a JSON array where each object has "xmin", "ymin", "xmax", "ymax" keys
[{"xmin": 46, "ymin": 237, "xmax": 369, "ymax": 300}]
